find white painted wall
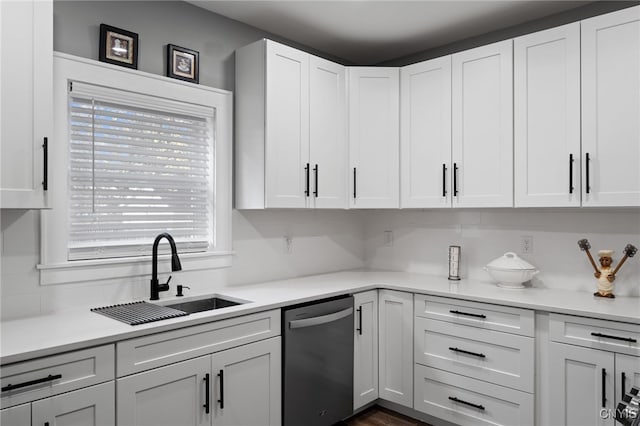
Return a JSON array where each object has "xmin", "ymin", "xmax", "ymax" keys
[
  {"xmin": 0, "ymin": 209, "xmax": 365, "ymax": 320},
  {"xmin": 364, "ymin": 209, "xmax": 640, "ymax": 296}
]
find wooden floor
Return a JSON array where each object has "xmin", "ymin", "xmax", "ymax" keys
[{"xmin": 344, "ymin": 406, "xmax": 432, "ymax": 426}]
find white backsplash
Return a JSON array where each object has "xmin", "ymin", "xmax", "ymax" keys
[
  {"xmin": 2, "ymin": 208, "xmax": 639, "ymax": 320},
  {"xmin": 364, "ymin": 209, "xmax": 640, "ymax": 297}
]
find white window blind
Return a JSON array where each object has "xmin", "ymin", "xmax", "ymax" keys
[{"xmin": 67, "ymin": 81, "xmax": 215, "ymax": 260}]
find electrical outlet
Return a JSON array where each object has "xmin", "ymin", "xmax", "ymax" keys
[
  {"xmin": 383, "ymin": 230, "xmax": 393, "ymax": 247},
  {"xmin": 521, "ymin": 236, "xmax": 533, "ymax": 254},
  {"xmin": 283, "ymin": 236, "xmax": 293, "ymax": 254}
]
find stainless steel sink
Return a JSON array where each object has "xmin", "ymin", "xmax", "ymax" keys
[{"xmin": 164, "ymin": 296, "xmax": 244, "ymax": 314}]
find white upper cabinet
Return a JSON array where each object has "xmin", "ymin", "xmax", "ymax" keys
[
  {"xmin": 452, "ymin": 40, "xmax": 513, "ymax": 208},
  {"xmin": 309, "ymin": 56, "xmax": 347, "ymax": 208},
  {"xmin": 514, "ymin": 23, "xmax": 581, "ymax": 207},
  {"xmin": 348, "ymin": 67, "xmax": 400, "ymax": 208},
  {"xmin": 581, "ymin": 6, "xmax": 640, "ymax": 207},
  {"xmin": 400, "ymin": 56, "xmax": 452, "ymax": 208},
  {"xmin": 0, "ymin": 0, "xmax": 52, "ymax": 209},
  {"xmin": 235, "ymin": 39, "xmax": 347, "ymax": 209}
]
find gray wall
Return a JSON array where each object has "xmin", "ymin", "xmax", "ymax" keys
[
  {"xmin": 53, "ymin": 1, "xmax": 351, "ymax": 91},
  {"xmin": 378, "ymin": 1, "xmax": 639, "ymax": 66}
]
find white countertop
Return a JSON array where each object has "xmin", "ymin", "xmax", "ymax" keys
[{"xmin": 1, "ymin": 270, "xmax": 639, "ymax": 365}]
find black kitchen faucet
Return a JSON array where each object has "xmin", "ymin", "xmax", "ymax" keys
[{"xmin": 150, "ymin": 233, "xmax": 182, "ymax": 300}]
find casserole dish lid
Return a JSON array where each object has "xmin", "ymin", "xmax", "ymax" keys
[{"xmin": 486, "ymin": 252, "xmax": 536, "ymax": 271}]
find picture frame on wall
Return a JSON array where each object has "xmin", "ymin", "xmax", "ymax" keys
[
  {"xmin": 99, "ymin": 24, "xmax": 138, "ymax": 69},
  {"xmin": 167, "ymin": 44, "xmax": 199, "ymax": 84}
]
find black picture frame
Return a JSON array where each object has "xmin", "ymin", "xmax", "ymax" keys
[
  {"xmin": 167, "ymin": 44, "xmax": 199, "ymax": 84},
  {"xmin": 99, "ymin": 24, "xmax": 138, "ymax": 69}
]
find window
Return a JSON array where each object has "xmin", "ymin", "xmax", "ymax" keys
[
  {"xmin": 39, "ymin": 53, "xmax": 232, "ymax": 285},
  {"xmin": 67, "ymin": 83, "xmax": 214, "ymax": 260}
]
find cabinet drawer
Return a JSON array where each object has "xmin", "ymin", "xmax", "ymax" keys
[
  {"xmin": 549, "ymin": 313, "xmax": 640, "ymax": 356},
  {"xmin": 414, "ymin": 365, "xmax": 533, "ymax": 426},
  {"xmin": 117, "ymin": 310, "xmax": 280, "ymax": 376},
  {"xmin": 414, "ymin": 295, "xmax": 534, "ymax": 337},
  {"xmin": 415, "ymin": 317, "xmax": 534, "ymax": 392},
  {"xmin": 1, "ymin": 345, "xmax": 114, "ymax": 409}
]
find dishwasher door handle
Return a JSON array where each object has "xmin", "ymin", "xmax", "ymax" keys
[{"xmin": 289, "ymin": 307, "xmax": 354, "ymax": 329}]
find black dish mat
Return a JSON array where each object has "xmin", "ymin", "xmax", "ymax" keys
[{"xmin": 91, "ymin": 301, "xmax": 188, "ymax": 325}]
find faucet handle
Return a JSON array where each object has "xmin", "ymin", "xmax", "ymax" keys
[{"xmin": 158, "ymin": 275, "xmax": 171, "ymax": 292}]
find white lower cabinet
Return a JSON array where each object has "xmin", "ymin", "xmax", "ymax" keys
[
  {"xmin": 32, "ymin": 382, "xmax": 115, "ymax": 426},
  {"xmin": 378, "ymin": 290, "xmax": 413, "ymax": 407},
  {"xmin": 117, "ymin": 337, "xmax": 281, "ymax": 426},
  {"xmin": 414, "ymin": 365, "xmax": 533, "ymax": 426},
  {"xmin": 353, "ymin": 290, "xmax": 379, "ymax": 410},
  {"xmin": 1, "ymin": 403, "xmax": 30, "ymax": 425},
  {"xmin": 211, "ymin": 338, "xmax": 281, "ymax": 426}
]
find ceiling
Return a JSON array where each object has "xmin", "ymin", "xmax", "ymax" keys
[{"xmin": 188, "ymin": 0, "xmax": 593, "ymax": 64}]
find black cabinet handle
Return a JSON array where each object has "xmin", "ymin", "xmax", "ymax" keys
[
  {"xmin": 569, "ymin": 154, "xmax": 574, "ymax": 194},
  {"xmin": 449, "ymin": 396, "xmax": 485, "ymax": 411},
  {"xmin": 304, "ymin": 163, "xmax": 310, "ymax": 197},
  {"xmin": 42, "ymin": 137, "xmax": 48, "ymax": 191},
  {"xmin": 313, "ymin": 164, "xmax": 318, "ymax": 197},
  {"xmin": 1, "ymin": 374, "xmax": 61, "ymax": 392},
  {"xmin": 356, "ymin": 306, "xmax": 362, "ymax": 335},
  {"xmin": 585, "ymin": 153, "xmax": 590, "ymax": 194},
  {"xmin": 622, "ymin": 371, "xmax": 627, "ymax": 398},
  {"xmin": 453, "ymin": 163, "xmax": 458, "ymax": 196},
  {"xmin": 602, "ymin": 368, "xmax": 607, "ymax": 407},
  {"xmin": 353, "ymin": 168, "xmax": 357, "ymax": 199},
  {"xmin": 591, "ymin": 332, "xmax": 637, "ymax": 343},
  {"xmin": 217, "ymin": 369, "xmax": 224, "ymax": 409},
  {"xmin": 442, "ymin": 164, "xmax": 447, "ymax": 197},
  {"xmin": 449, "ymin": 309, "xmax": 486, "ymax": 319},
  {"xmin": 203, "ymin": 373, "xmax": 210, "ymax": 414},
  {"xmin": 449, "ymin": 347, "xmax": 486, "ymax": 358}
]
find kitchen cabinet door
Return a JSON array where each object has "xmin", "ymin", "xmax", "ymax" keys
[
  {"xmin": 211, "ymin": 337, "xmax": 281, "ymax": 426},
  {"xmin": 32, "ymin": 382, "xmax": 115, "ymax": 426},
  {"xmin": 0, "ymin": 0, "xmax": 52, "ymax": 209},
  {"xmin": 452, "ymin": 40, "xmax": 513, "ymax": 208},
  {"xmin": 378, "ymin": 290, "xmax": 413, "ymax": 408},
  {"xmin": 549, "ymin": 342, "xmax": 615, "ymax": 426},
  {"xmin": 400, "ymin": 56, "xmax": 452, "ymax": 208},
  {"xmin": 265, "ymin": 41, "xmax": 310, "ymax": 208},
  {"xmin": 581, "ymin": 6, "xmax": 640, "ymax": 207},
  {"xmin": 348, "ymin": 67, "xmax": 400, "ymax": 209},
  {"xmin": 514, "ymin": 23, "xmax": 581, "ymax": 207},
  {"xmin": 117, "ymin": 356, "xmax": 210, "ymax": 426},
  {"xmin": 353, "ymin": 290, "xmax": 379, "ymax": 410},
  {"xmin": 616, "ymin": 353, "xmax": 640, "ymax": 402},
  {"xmin": 309, "ymin": 56, "xmax": 347, "ymax": 209},
  {"xmin": 1, "ymin": 403, "xmax": 30, "ymax": 426}
]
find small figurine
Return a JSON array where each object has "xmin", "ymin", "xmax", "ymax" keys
[{"xmin": 578, "ymin": 240, "xmax": 638, "ymax": 298}]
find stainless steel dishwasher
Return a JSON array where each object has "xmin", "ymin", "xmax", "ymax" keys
[{"xmin": 283, "ymin": 295, "xmax": 354, "ymax": 426}]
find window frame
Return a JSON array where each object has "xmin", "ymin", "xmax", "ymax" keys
[{"xmin": 38, "ymin": 53, "xmax": 233, "ymax": 285}]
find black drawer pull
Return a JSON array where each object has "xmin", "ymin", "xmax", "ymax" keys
[
  {"xmin": 353, "ymin": 167, "xmax": 357, "ymax": 199},
  {"xmin": 585, "ymin": 153, "xmax": 591, "ymax": 194},
  {"xmin": 442, "ymin": 163, "xmax": 447, "ymax": 197},
  {"xmin": 304, "ymin": 163, "xmax": 310, "ymax": 197},
  {"xmin": 449, "ymin": 396, "xmax": 485, "ymax": 411},
  {"xmin": 602, "ymin": 368, "xmax": 607, "ymax": 407},
  {"xmin": 356, "ymin": 306, "xmax": 362, "ymax": 335},
  {"xmin": 203, "ymin": 373, "xmax": 210, "ymax": 414},
  {"xmin": 449, "ymin": 309, "xmax": 486, "ymax": 319},
  {"xmin": 313, "ymin": 164, "xmax": 318, "ymax": 197},
  {"xmin": 591, "ymin": 332, "xmax": 637, "ymax": 343},
  {"xmin": 449, "ymin": 347, "xmax": 486, "ymax": 358},
  {"xmin": 217, "ymin": 369, "xmax": 224, "ymax": 409},
  {"xmin": 569, "ymin": 153, "xmax": 574, "ymax": 194},
  {"xmin": 453, "ymin": 163, "xmax": 458, "ymax": 196},
  {"xmin": 1, "ymin": 374, "xmax": 62, "ymax": 392}
]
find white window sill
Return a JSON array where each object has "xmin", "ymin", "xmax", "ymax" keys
[{"xmin": 37, "ymin": 251, "xmax": 234, "ymax": 286}]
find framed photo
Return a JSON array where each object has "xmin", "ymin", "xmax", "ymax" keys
[
  {"xmin": 99, "ymin": 24, "xmax": 138, "ymax": 69},
  {"xmin": 167, "ymin": 44, "xmax": 199, "ymax": 84}
]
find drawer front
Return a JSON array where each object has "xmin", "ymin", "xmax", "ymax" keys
[
  {"xmin": 414, "ymin": 365, "xmax": 534, "ymax": 426},
  {"xmin": 549, "ymin": 313, "xmax": 640, "ymax": 356},
  {"xmin": 415, "ymin": 317, "xmax": 534, "ymax": 392},
  {"xmin": 414, "ymin": 295, "xmax": 534, "ymax": 337},
  {"xmin": 117, "ymin": 310, "xmax": 281, "ymax": 376},
  {"xmin": 1, "ymin": 345, "xmax": 115, "ymax": 409}
]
